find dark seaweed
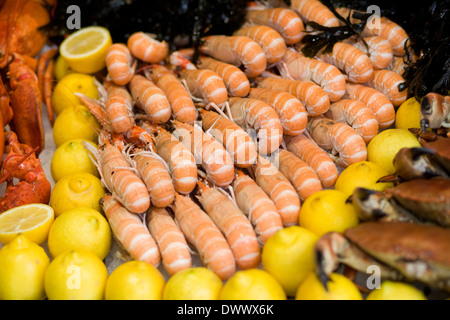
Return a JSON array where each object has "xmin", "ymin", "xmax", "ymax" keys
[
  {"xmin": 299, "ymin": 2, "xmax": 370, "ymax": 57},
  {"xmin": 47, "ymin": 0, "xmax": 248, "ymax": 51},
  {"xmin": 328, "ymin": 0, "xmax": 450, "ymax": 100}
]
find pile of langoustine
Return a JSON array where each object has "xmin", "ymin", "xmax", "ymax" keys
[{"xmin": 74, "ymin": 0, "xmax": 415, "ymax": 280}]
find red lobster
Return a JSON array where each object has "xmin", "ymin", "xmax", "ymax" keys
[
  {"xmin": 0, "ymin": 0, "xmax": 56, "ymax": 211},
  {"xmin": 0, "ymin": 0, "xmax": 57, "ymax": 156},
  {"xmin": 0, "ymin": 131, "xmax": 51, "ymax": 213}
]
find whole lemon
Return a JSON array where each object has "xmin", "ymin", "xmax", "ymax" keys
[
  {"xmin": 47, "ymin": 207, "xmax": 111, "ymax": 260},
  {"xmin": 219, "ymin": 269, "xmax": 287, "ymax": 300},
  {"xmin": 366, "ymin": 281, "xmax": 427, "ymax": 300},
  {"xmin": 262, "ymin": 226, "xmax": 318, "ymax": 297},
  {"xmin": 44, "ymin": 249, "xmax": 108, "ymax": 300},
  {"xmin": 55, "ymin": 55, "xmax": 76, "ymax": 81},
  {"xmin": 163, "ymin": 267, "xmax": 223, "ymax": 300},
  {"xmin": 51, "ymin": 139, "xmax": 99, "ymax": 183},
  {"xmin": 50, "ymin": 172, "xmax": 106, "ymax": 217},
  {"xmin": 53, "ymin": 104, "xmax": 100, "ymax": 148},
  {"xmin": 367, "ymin": 129, "xmax": 421, "ymax": 174},
  {"xmin": 335, "ymin": 161, "xmax": 394, "ymax": 197},
  {"xmin": 296, "ymin": 272, "xmax": 363, "ymax": 300},
  {"xmin": 105, "ymin": 261, "xmax": 165, "ymax": 300},
  {"xmin": 395, "ymin": 97, "xmax": 421, "ymax": 130},
  {"xmin": 0, "ymin": 234, "xmax": 50, "ymax": 300},
  {"xmin": 299, "ymin": 189, "xmax": 359, "ymax": 237},
  {"xmin": 51, "ymin": 73, "xmax": 99, "ymax": 115}
]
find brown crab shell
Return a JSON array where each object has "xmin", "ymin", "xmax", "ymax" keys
[
  {"xmin": 422, "ymin": 138, "xmax": 450, "ymax": 173},
  {"xmin": 345, "ymin": 222, "xmax": 450, "ymax": 290},
  {"xmin": 388, "ymin": 178, "xmax": 450, "ymax": 227}
]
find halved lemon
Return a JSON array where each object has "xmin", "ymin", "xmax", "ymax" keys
[
  {"xmin": 59, "ymin": 26, "xmax": 112, "ymax": 74},
  {"xmin": 0, "ymin": 204, "xmax": 55, "ymax": 245}
]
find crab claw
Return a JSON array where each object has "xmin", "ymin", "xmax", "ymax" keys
[
  {"xmin": 420, "ymin": 92, "xmax": 448, "ymax": 131},
  {"xmin": 314, "ymin": 232, "xmax": 343, "ymax": 291},
  {"xmin": 390, "ymin": 147, "xmax": 449, "ymax": 181},
  {"xmin": 352, "ymin": 187, "xmax": 387, "ymax": 221}
]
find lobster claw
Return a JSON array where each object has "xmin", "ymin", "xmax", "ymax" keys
[
  {"xmin": 8, "ymin": 54, "xmax": 45, "ymax": 155},
  {"xmin": 0, "ymin": 131, "xmax": 51, "ymax": 213}
]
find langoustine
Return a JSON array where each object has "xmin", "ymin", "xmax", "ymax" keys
[
  {"xmin": 325, "ymin": 98, "xmax": 379, "ymax": 143},
  {"xmin": 199, "ymin": 35, "xmax": 267, "ymax": 78},
  {"xmin": 173, "ymin": 193, "xmax": 236, "ymax": 280},
  {"xmin": 228, "ymin": 96, "xmax": 283, "ymax": 155},
  {"xmin": 127, "ymin": 31, "xmax": 169, "ymax": 64},
  {"xmin": 196, "ymin": 181, "xmax": 261, "ymax": 270},
  {"xmin": 145, "ymin": 64, "xmax": 197, "ymax": 124},
  {"xmin": 147, "ymin": 125, "xmax": 197, "ymax": 195},
  {"xmin": 307, "ymin": 116, "xmax": 367, "ymax": 168},
  {"xmin": 233, "ymin": 170, "xmax": 283, "ymax": 245},
  {"xmin": 102, "ymin": 195, "xmax": 160, "ymax": 267},
  {"xmin": 146, "ymin": 206, "xmax": 191, "ymax": 275},
  {"xmin": 84, "ymin": 132, "xmax": 150, "ymax": 214},
  {"xmin": 169, "ymin": 50, "xmax": 229, "ymax": 114},
  {"xmin": 233, "ymin": 25, "xmax": 286, "ymax": 64},
  {"xmin": 253, "ymin": 155, "xmax": 301, "ymax": 227},
  {"xmin": 344, "ymin": 82, "xmax": 395, "ymax": 129},
  {"xmin": 364, "ymin": 69, "xmax": 407, "ymax": 107},
  {"xmin": 105, "ymin": 43, "xmax": 136, "ymax": 86},
  {"xmin": 278, "ymin": 48, "xmax": 346, "ymax": 102},
  {"xmin": 248, "ymin": 87, "xmax": 308, "ymax": 136},
  {"xmin": 200, "ymin": 109, "xmax": 257, "ymax": 168},
  {"xmin": 172, "ymin": 121, "xmax": 235, "ymax": 187},
  {"xmin": 275, "ymin": 149, "xmax": 322, "ymax": 202},
  {"xmin": 315, "ymin": 42, "xmax": 373, "ymax": 84},
  {"xmin": 132, "ymin": 149, "xmax": 175, "ymax": 208},
  {"xmin": 129, "ymin": 74, "xmax": 172, "ymax": 124},
  {"xmin": 344, "ymin": 36, "xmax": 393, "ymax": 70},
  {"xmin": 291, "ymin": 0, "xmax": 340, "ymax": 27},
  {"xmin": 255, "ymin": 75, "xmax": 330, "ymax": 116},
  {"xmin": 284, "ymin": 133, "xmax": 339, "ymax": 188},
  {"xmin": 245, "ymin": 6, "xmax": 305, "ymax": 44}
]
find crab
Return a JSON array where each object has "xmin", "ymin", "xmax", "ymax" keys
[
  {"xmin": 381, "ymin": 147, "xmax": 450, "ymax": 182},
  {"xmin": 351, "ymin": 178, "xmax": 450, "ymax": 227},
  {"xmin": 315, "ymin": 221, "xmax": 450, "ymax": 293}
]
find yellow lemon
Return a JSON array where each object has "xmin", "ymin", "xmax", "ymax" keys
[
  {"xmin": 367, "ymin": 129, "xmax": 421, "ymax": 174},
  {"xmin": 262, "ymin": 226, "xmax": 318, "ymax": 297},
  {"xmin": 219, "ymin": 269, "xmax": 287, "ymax": 300},
  {"xmin": 49, "ymin": 172, "xmax": 106, "ymax": 217},
  {"xmin": 299, "ymin": 189, "xmax": 359, "ymax": 237},
  {"xmin": 55, "ymin": 55, "xmax": 76, "ymax": 81},
  {"xmin": 51, "ymin": 72, "xmax": 99, "ymax": 115},
  {"xmin": 335, "ymin": 161, "xmax": 394, "ymax": 197},
  {"xmin": 0, "ymin": 234, "xmax": 50, "ymax": 300},
  {"xmin": 44, "ymin": 249, "xmax": 108, "ymax": 300},
  {"xmin": 395, "ymin": 97, "xmax": 421, "ymax": 130},
  {"xmin": 105, "ymin": 261, "xmax": 165, "ymax": 300},
  {"xmin": 47, "ymin": 207, "xmax": 111, "ymax": 260},
  {"xmin": 366, "ymin": 281, "xmax": 427, "ymax": 300},
  {"xmin": 296, "ymin": 272, "xmax": 363, "ymax": 300},
  {"xmin": 59, "ymin": 26, "xmax": 112, "ymax": 74},
  {"xmin": 51, "ymin": 139, "xmax": 99, "ymax": 183},
  {"xmin": 53, "ymin": 104, "xmax": 100, "ymax": 148},
  {"xmin": 0, "ymin": 203, "xmax": 54, "ymax": 245},
  {"xmin": 163, "ymin": 267, "xmax": 223, "ymax": 300}
]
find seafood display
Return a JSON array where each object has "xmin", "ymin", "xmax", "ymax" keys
[{"xmin": 0, "ymin": 0, "xmax": 449, "ymax": 301}]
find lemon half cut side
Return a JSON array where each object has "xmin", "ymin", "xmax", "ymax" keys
[
  {"xmin": 0, "ymin": 203, "xmax": 54, "ymax": 245},
  {"xmin": 59, "ymin": 26, "xmax": 112, "ymax": 74}
]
